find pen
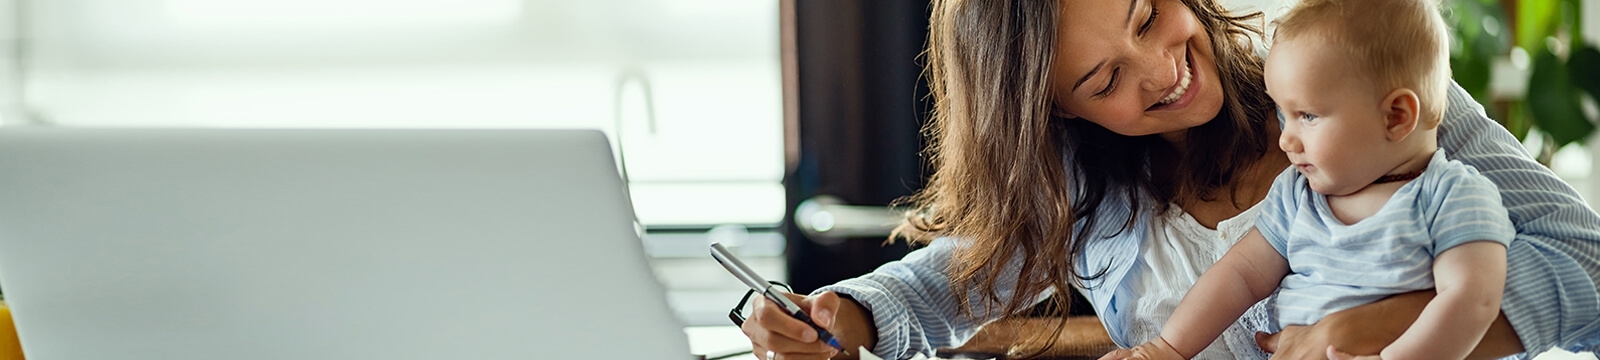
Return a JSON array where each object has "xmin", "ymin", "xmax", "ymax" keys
[{"xmin": 710, "ymin": 242, "xmax": 844, "ymax": 350}]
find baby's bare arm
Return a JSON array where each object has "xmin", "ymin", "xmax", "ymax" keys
[
  {"xmin": 1377, "ymin": 241, "xmax": 1506, "ymax": 360},
  {"xmin": 1156, "ymin": 228, "xmax": 1289, "ymax": 358}
]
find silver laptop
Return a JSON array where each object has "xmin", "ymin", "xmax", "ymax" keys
[{"xmin": 0, "ymin": 129, "xmax": 691, "ymax": 359}]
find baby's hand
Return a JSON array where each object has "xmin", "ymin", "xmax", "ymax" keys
[
  {"xmin": 1096, "ymin": 337, "xmax": 1187, "ymax": 360},
  {"xmin": 1128, "ymin": 337, "xmax": 1187, "ymax": 360}
]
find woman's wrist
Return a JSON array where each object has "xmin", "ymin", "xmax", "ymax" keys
[{"xmin": 832, "ymin": 292, "xmax": 878, "ymax": 357}]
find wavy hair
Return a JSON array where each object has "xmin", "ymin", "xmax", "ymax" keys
[{"xmin": 894, "ymin": 0, "xmax": 1275, "ymax": 353}]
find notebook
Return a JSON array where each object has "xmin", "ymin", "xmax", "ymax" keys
[{"xmin": 0, "ymin": 129, "xmax": 691, "ymax": 359}]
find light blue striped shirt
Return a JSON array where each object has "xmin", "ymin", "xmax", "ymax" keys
[
  {"xmin": 1257, "ymin": 149, "xmax": 1515, "ymax": 327},
  {"xmin": 815, "ymin": 81, "xmax": 1600, "ymax": 359}
]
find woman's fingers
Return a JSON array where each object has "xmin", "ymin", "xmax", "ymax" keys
[
  {"xmin": 752, "ymin": 344, "xmax": 835, "ymax": 360},
  {"xmin": 761, "ymin": 333, "xmax": 838, "ymax": 355},
  {"xmin": 1098, "ymin": 348, "xmax": 1134, "ymax": 360},
  {"xmin": 803, "ymin": 291, "xmax": 842, "ymax": 329},
  {"xmin": 743, "ymin": 325, "xmax": 837, "ymax": 359},
  {"xmin": 753, "ymin": 294, "xmax": 820, "ymax": 342},
  {"xmin": 1260, "ymin": 325, "xmax": 1331, "ymax": 360},
  {"xmin": 1326, "ymin": 346, "xmax": 1351, "ymax": 360},
  {"xmin": 1327, "ymin": 345, "xmax": 1382, "ymax": 360},
  {"xmin": 741, "ymin": 292, "xmax": 841, "ymax": 359},
  {"xmin": 751, "ymin": 344, "xmax": 770, "ymax": 360},
  {"xmin": 1256, "ymin": 325, "xmax": 1308, "ymax": 356},
  {"xmin": 1255, "ymin": 331, "xmax": 1279, "ymax": 354},
  {"xmin": 742, "ymin": 315, "xmax": 835, "ymax": 354}
]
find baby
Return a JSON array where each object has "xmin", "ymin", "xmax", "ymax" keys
[{"xmin": 1106, "ymin": 0, "xmax": 1515, "ymax": 359}]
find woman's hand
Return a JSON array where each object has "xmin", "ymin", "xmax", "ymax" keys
[
  {"xmin": 1253, "ymin": 291, "xmax": 1421, "ymax": 360},
  {"xmin": 1326, "ymin": 346, "xmax": 1383, "ymax": 360},
  {"xmin": 1098, "ymin": 348, "xmax": 1136, "ymax": 360},
  {"xmin": 1253, "ymin": 291, "xmax": 1523, "ymax": 360},
  {"xmin": 1255, "ymin": 324, "xmax": 1369, "ymax": 360},
  {"xmin": 742, "ymin": 291, "xmax": 875, "ymax": 360}
]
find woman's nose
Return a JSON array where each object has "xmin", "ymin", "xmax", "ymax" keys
[{"xmin": 1138, "ymin": 48, "xmax": 1178, "ymax": 93}]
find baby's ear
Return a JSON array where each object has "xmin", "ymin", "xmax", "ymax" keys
[{"xmin": 1382, "ymin": 89, "xmax": 1420, "ymax": 142}]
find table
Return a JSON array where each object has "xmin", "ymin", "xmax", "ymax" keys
[{"xmin": 686, "ymin": 316, "xmax": 1116, "ymax": 360}]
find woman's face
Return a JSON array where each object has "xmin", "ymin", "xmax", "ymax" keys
[{"xmin": 1050, "ymin": 0, "xmax": 1225, "ymax": 138}]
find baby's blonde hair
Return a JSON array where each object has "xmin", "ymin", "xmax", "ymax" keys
[{"xmin": 1273, "ymin": 0, "xmax": 1451, "ymax": 128}]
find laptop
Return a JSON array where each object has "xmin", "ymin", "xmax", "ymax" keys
[{"xmin": 0, "ymin": 129, "xmax": 691, "ymax": 359}]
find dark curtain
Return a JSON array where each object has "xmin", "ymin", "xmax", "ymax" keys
[{"xmin": 783, "ymin": 0, "xmax": 932, "ymax": 294}]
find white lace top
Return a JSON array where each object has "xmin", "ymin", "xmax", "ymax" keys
[{"xmin": 1123, "ymin": 201, "xmax": 1277, "ymax": 360}]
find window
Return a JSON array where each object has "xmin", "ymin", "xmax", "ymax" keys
[{"xmin": 12, "ymin": 0, "xmax": 786, "ymax": 228}]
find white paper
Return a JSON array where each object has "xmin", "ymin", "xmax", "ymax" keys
[{"xmin": 1532, "ymin": 347, "xmax": 1599, "ymax": 360}]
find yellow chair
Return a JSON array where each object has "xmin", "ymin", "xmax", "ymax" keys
[{"xmin": 0, "ymin": 303, "xmax": 24, "ymax": 360}]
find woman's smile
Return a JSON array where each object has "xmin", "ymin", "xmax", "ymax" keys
[
  {"xmin": 1051, "ymin": 0, "xmax": 1225, "ymax": 137},
  {"xmin": 1149, "ymin": 44, "xmax": 1197, "ymax": 111}
]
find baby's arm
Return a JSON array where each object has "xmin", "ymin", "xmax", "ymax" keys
[
  {"xmin": 1118, "ymin": 228, "xmax": 1289, "ymax": 360},
  {"xmin": 1376, "ymin": 240, "xmax": 1506, "ymax": 360}
]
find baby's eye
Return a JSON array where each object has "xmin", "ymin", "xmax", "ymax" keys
[{"xmin": 1300, "ymin": 113, "xmax": 1319, "ymax": 122}]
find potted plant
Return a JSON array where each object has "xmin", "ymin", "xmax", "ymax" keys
[{"xmin": 1447, "ymin": 0, "xmax": 1599, "ymax": 164}]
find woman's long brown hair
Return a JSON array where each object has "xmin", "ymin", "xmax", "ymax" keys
[{"xmin": 895, "ymin": 0, "xmax": 1274, "ymax": 353}]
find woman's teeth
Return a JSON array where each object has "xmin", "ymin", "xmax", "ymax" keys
[{"xmin": 1155, "ymin": 58, "xmax": 1192, "ymax": 106}]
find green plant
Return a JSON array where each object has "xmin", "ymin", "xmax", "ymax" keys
[{"xmin": 1447, "ymin": 0, "xmax": 1600, "ymax": 163}]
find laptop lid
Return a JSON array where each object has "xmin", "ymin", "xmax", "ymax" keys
[{"xmin": 0, "ymin": 129, "xmax": 690, "ymax": 359}]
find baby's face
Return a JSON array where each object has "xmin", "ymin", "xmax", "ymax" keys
[{"xmin": 1264, "ymin": 38, "xmax": 1397, "ymax": 196}]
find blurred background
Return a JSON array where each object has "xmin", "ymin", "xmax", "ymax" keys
[
  {"xmin": 0, "ymin": 0, "xmax": 795, "ymax": 333},
  {"xmin": 0, "ymin": 0, "xmax": 1593, "ymax": 353}
]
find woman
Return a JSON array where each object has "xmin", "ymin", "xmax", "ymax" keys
[{"xmin": 741, "ymin": 0, "xmax": 1600, "ymax": 359}]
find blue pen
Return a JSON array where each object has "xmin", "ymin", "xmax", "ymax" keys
[{"xmin": 710, "ymin": 243, "xmax": 844, "ymax": 350}]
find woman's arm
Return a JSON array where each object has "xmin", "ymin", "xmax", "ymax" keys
[
  {"xmin": 1434, "ymin": 79, "xmax": 1600, "ymax": 354},
  {"xmin": 1256, "ymin": 290, "xmax": 1524, "ymax": 360},
  {"xmin": 766, "ymin": 237, "xmax": 1051, "ymax": 360},
  {"xmin": 1374, "ymin": 241, "xmax": 1507, "ymax": 360}
]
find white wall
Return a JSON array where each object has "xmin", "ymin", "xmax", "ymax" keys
[{"xmin": 13, "ymin": 0, "xmax": 789, "ymax": 227}]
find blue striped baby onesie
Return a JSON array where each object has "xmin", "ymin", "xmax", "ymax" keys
[{"xmin": 1256, "ymin": 149, "xmax": 1516, "ymax": 327}]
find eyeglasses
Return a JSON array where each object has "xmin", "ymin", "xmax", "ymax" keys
[{"xmin": 728, "ymin": 280, "xmax": 791, "ymax": 326}]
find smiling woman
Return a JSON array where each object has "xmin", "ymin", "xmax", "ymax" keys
[{"xmin": 740, "ymin": 0, "xmax": 1600, "ymax": 358}]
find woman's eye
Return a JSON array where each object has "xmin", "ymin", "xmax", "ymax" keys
[
  {"xmin": 1139, "ymin": 3, "xmax": 1159, "ymax": 35},
  {"xmin": 1096, "ymin": 69, "xmax": 1119, "ymax": 97}
]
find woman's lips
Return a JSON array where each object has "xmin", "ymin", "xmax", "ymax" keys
[{"xmin": 1150, "ymin": 45, "xmax": 1198, "ymax": 112}]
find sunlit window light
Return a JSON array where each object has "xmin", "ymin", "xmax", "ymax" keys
[{"xmin": 161, "ymin": 0, "xmax": 522, "ymax": 30}]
